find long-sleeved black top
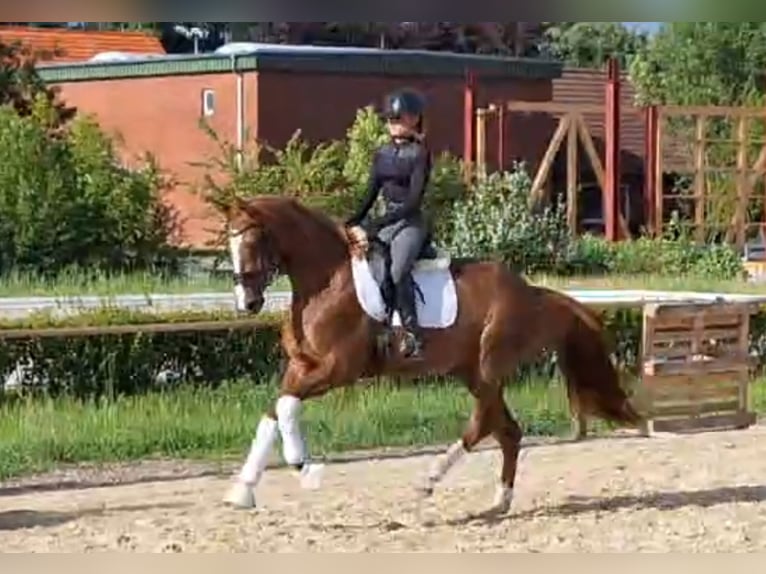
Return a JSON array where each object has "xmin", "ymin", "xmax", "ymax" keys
[{"xmin": 345, "ymin": 136, "xmax": 432, "ymax": 233}]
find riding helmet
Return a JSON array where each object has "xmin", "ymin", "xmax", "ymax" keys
[{"xmin": 382, "ymin": 88, "xmax": 427, "ymax": 121}]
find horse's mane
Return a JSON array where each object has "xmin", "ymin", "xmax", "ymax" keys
[{"xmin": 243, "ymin": 195, "xmax": 349, "ymax": 260}]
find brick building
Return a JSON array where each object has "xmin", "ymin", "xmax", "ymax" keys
[{"xmin": 37, "ymin": 45, "xmax": 563, "ymax": 250}]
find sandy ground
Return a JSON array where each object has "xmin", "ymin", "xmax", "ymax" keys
[{"xmin": 3, "ymin": 426, "xmax": 766, "ymax": 553}]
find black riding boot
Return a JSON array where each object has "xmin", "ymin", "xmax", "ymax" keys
[{"xmin": 395, "ymin": 275, "xmax": 424, "ymax": 359}]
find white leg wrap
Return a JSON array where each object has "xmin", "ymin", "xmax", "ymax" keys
[
  {"xmin": 298, "ymin": 462, "xmax": 325, "ymax": 490},
  {"xmin": 228, "ymin": 232, "xmax": 247, "ymax": 312},
  {"xmin": 224, "ymin": 416, "xmax": 279, "ymax": 509},
  {"xmin": 238, "ymin": 416, "xmax": 279, "ymax": 485},
  {"xmin": 276, "ymin": 395, "xmax": 307, "ymax": 466},
  {"xmin": 492, "ymin": 486, "xmax": 514, "ymax": 513},
  {"xmin": 428, "ymin": 440, "xmax": 467, "ymax": 484}
]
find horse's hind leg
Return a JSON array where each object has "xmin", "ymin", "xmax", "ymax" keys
[
  {"xmin": 418, "ymin": 380, "xmax": 495, "ymax": 498},
  {"xmin": 422, "ymin": 383, "xmax": 522, "ymax": 517},
  {"xmin": 488, "ymin": 389, "xmax": 523, "ymax": 515}
]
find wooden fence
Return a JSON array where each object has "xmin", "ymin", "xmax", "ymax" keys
[
  {"xmin": 572, "ymin": 299, "xmax": 760, "ymax": 440},
  {"xmin": 639, "ymin": 301, "xmax": 757, "ymax": 435}
]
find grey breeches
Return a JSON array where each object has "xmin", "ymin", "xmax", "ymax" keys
[{"xmin": 377, "ymin": 218, "xmax": 428, "ymax": 286}]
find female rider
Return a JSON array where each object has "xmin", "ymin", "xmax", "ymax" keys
[{"xmin": 346, "ymin": 88, "xmax": 432, "ymax": 359}]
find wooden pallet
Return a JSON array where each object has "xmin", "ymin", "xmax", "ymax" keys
[{"xmin": 639, "ymin": 301, "xmax": 758, "ymax": 436}]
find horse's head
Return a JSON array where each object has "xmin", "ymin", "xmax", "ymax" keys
[{"xmin": 226, "ymin": 196, "xmax": 283, "ymax": 314}]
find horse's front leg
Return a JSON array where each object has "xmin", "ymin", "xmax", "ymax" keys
[
  {"xmin": 224, "ymin": 354, "xmax": 341, "ymax": 509},
  {"xmin": 275, "ymin": 357, "xmax": 338, "ymax": 490}
]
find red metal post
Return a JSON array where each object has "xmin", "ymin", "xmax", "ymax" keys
[
  {"xmin": 497, "ymin": 104, "xmax": 506, "ymax": 172},
  {"xmin": 644, "ymin": 105, "xmax": 659, "ymax": 236},
  {"xmin": 604, "ymin": 57, "xmax": 622, "ymax": 241},
  {"xmin": 463, "ymin": 71, "xmax": 477, "ymax": 182}
]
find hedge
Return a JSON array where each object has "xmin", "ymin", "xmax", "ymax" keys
[
  {"xmin": 0, "ymin": 309, "xmax": 284, "ymax": 398},
  {"xmin": 2, "ymin": 305, "xmax": 765, "ymax": 400}
]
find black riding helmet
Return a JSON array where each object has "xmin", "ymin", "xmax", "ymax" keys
[{"xmin": 382, "ymin": 88, "xmax": 426, "ymax": 124}]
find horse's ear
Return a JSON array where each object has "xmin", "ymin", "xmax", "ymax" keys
[
  {"xmin": 233, "ymin": 195, "xmax": 250, "ymax": 213},
  {"xmin": 224, "ymin": 195, "xmax": 250, "ymax": 221}
]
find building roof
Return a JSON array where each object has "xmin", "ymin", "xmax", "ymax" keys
[
  {"xmin": 0, "ymin": 26, "xmax": 165, "ymax": 62},
  {"xmin": 36, "ymin": 43, "xmax": 563, "ymax": 83}
]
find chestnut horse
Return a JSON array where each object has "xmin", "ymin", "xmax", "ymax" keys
[{"xmin": 222, "ymin": 195, "xmax": 642, "ymax": 516}]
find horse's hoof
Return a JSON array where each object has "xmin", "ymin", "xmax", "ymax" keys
[
  {"xmin": 489, "ymin": 486, "xmax": 514, "ymax": 516},
  {"xmin": 415, "ymin": 483, "xmax": 434, "ymax": 499},
  {"xmin": 299, "ymin": 463, "xmax": 325, "ymax": 490},
  {"xmin": 223, "ymin": 481, "xmax": 256, "ymax": 509}
]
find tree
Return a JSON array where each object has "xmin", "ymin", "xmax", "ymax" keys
[
  {"xmin": 539, "ymin": 22, "xmax": 648, "ymax": 69},
  {"xmin": 218, "ymin": 22, "xmax": 549, "ymax": 56},
  {"xmin": 627, "ymin": 23, "xmax": 766, "ymax": 245},
  {"xmin": 629, "ymin": 22, "xmax": 766, "ymax": 106},
  {"xmin": 0, "ymin": 39, "xmax": 76, "ymax": 128}
]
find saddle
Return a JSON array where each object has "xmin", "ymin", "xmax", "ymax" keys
[
  {"xmin": 349, "ymin": 230, "xmax": 458, "ymax": 333},
  {"xmin": 366, "ymin": 231, "xmax": 441, "ymax": 319}
]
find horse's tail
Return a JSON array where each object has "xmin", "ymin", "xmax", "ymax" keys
[{"xmin": 534, "ymin": 286, "xmax": 644, "ymax": 428}]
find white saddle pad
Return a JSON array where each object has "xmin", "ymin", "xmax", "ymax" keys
[{"xmin": 350, "ymin": 251, "xmax": 458, "ymax": 329}]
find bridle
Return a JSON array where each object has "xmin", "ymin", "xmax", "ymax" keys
[{"xmin": 229, "ymin": 223, "xmax": 282, "ymax": 293}]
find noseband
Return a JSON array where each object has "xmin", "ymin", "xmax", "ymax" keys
[{"xmin": 230, "ymin": 225, "xmax": 282, "ymax": 291}]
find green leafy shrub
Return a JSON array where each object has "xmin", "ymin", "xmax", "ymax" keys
[
  {"xmin": 445, "ymin": 163, "xmax": 573, "ymax": 274},
  {"xmin": 342, "ymin": 105, "xmax": 389, "ymax": 198},
  {"xmin": 1, "ymin": 306, "xmax": 763, "ymax": 400},
  {"xmin": 0, "ymin": 38, "xmax": 76, "ymax": 127},
  {"xmin": 0, "ymin": 99, "xmax": 177, "ymax": 276},
  {"xmin": 426, "ymin": 152, "xmax": 467, "ymax": 241},
  {"xmin": 196, "ymin": 122, "xmax": 347, "ymax": 217},
  {"xmin": 196, "ymin": 103, "xmax": 745, "ymax": 282},
  {"xmin": 566, "ymin": 225, "xmax": 745, "ymax": 280},
  {"xmin": 199, "ymin": 106, "xmax": 468, "ymax": 232},
  {"xmin": 0, "ymin": 309, "xmax": 285, "ymax": 399}
]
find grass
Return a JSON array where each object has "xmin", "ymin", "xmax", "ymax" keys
[
  {"xmin": 2, "ymin": 376, "xmax": 765, "ymax": 481},
  {"xmin": 0, "ymin": 377, "xmax": 570, "ymax": 480},
  {"xmin": 0, "ymin": 269, "xmax": 291, "ymax": 298},
  {"xmin": 0, "ymin": 267, "xmax": 760, "ymax": 298}
]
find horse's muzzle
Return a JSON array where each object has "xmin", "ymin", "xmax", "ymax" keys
[{"xmin": 244, "ymin": 295, "xmax": 264, "ymax": 315}]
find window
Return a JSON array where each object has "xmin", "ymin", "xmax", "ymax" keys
[{"xmin": 202, "ymin": 89, "xmax": 215, "ymax": 117}]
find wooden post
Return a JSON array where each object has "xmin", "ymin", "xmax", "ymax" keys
[
  {"xmin": 735, "ymin": 116, "xmax": 749, "ymax": 250},
  {"xmin": 463, "ymin": 71, "xmax": 476, "ymax": 183},
  {"xmin": 475, "ymin": 107, "xmax": 488, "ymax": 181},
  {"xmin": 643, "ymin": 105, "xmax": 659, "ymax": 236},
  {"xmin": 567, "ymin": 116, "xmax": 579, "ymax": 234},
  {"xmin": 655, "ymin": 110, "xmax": 665, "ymax": 238},
  {"xmin": 530, "ymin": 115, "xmax": 571, "ymax": 205},
  {"xmin": 694, "ymin": 115, "xmax": 708, "ymax": 243},
  {"xmin": 497, "ymin": 104, "xmax": 506, "ymax": 172},
  {"xmin": 605, "ymin": 57, "xmax": 622, "ymax": 242}
]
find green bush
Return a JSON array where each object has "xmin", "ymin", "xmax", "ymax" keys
[
  {"xmin": 198, "ymin": 110, "xmax": 376, "ymax": 223},
  {"xmin": 342, "ymin": 106, "xmax": 389, "ymax": 199},
  {"xmin": 0, "ymin": 309, "xmax": 284, "ymax": 399},
  {"xmin": 0, "ymin": 98, "xmax": 177, "ymax": 275},
  {"xmin": 2, "ymin": 306, "xmax": 763, "ymax": 400},
  {"xmin": 199, "ymin": 106, "xmax": 468, "ymax": 229},
  {"xmin": 196, "ymin": 103, "xmax": 747, "ymax": 281},
  {"xmin": 567, "ymin": 232, "xmax": 745, "ymax": 280},
  {"xmin": 445, "ymin": 164, "xmax": 574, "ymax": 274}
]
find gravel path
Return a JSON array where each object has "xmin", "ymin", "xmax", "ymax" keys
[{"xmin": 3, "ymin": 427, "xmax": 766, "ymax": 552}]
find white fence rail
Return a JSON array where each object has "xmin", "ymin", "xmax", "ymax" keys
[{"xmin": 0, "ymin": 289, "xmax": 764, "ymax": 320}]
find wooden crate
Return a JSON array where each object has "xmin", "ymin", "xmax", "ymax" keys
[{"xmin": 639, "ymin": 301, "xmax": 758, "ymax": 436}]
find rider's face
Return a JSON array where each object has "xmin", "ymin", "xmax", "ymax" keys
[{"xmin": 387, "ymin": 113, "xmax": 419, "ymax": 138}]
